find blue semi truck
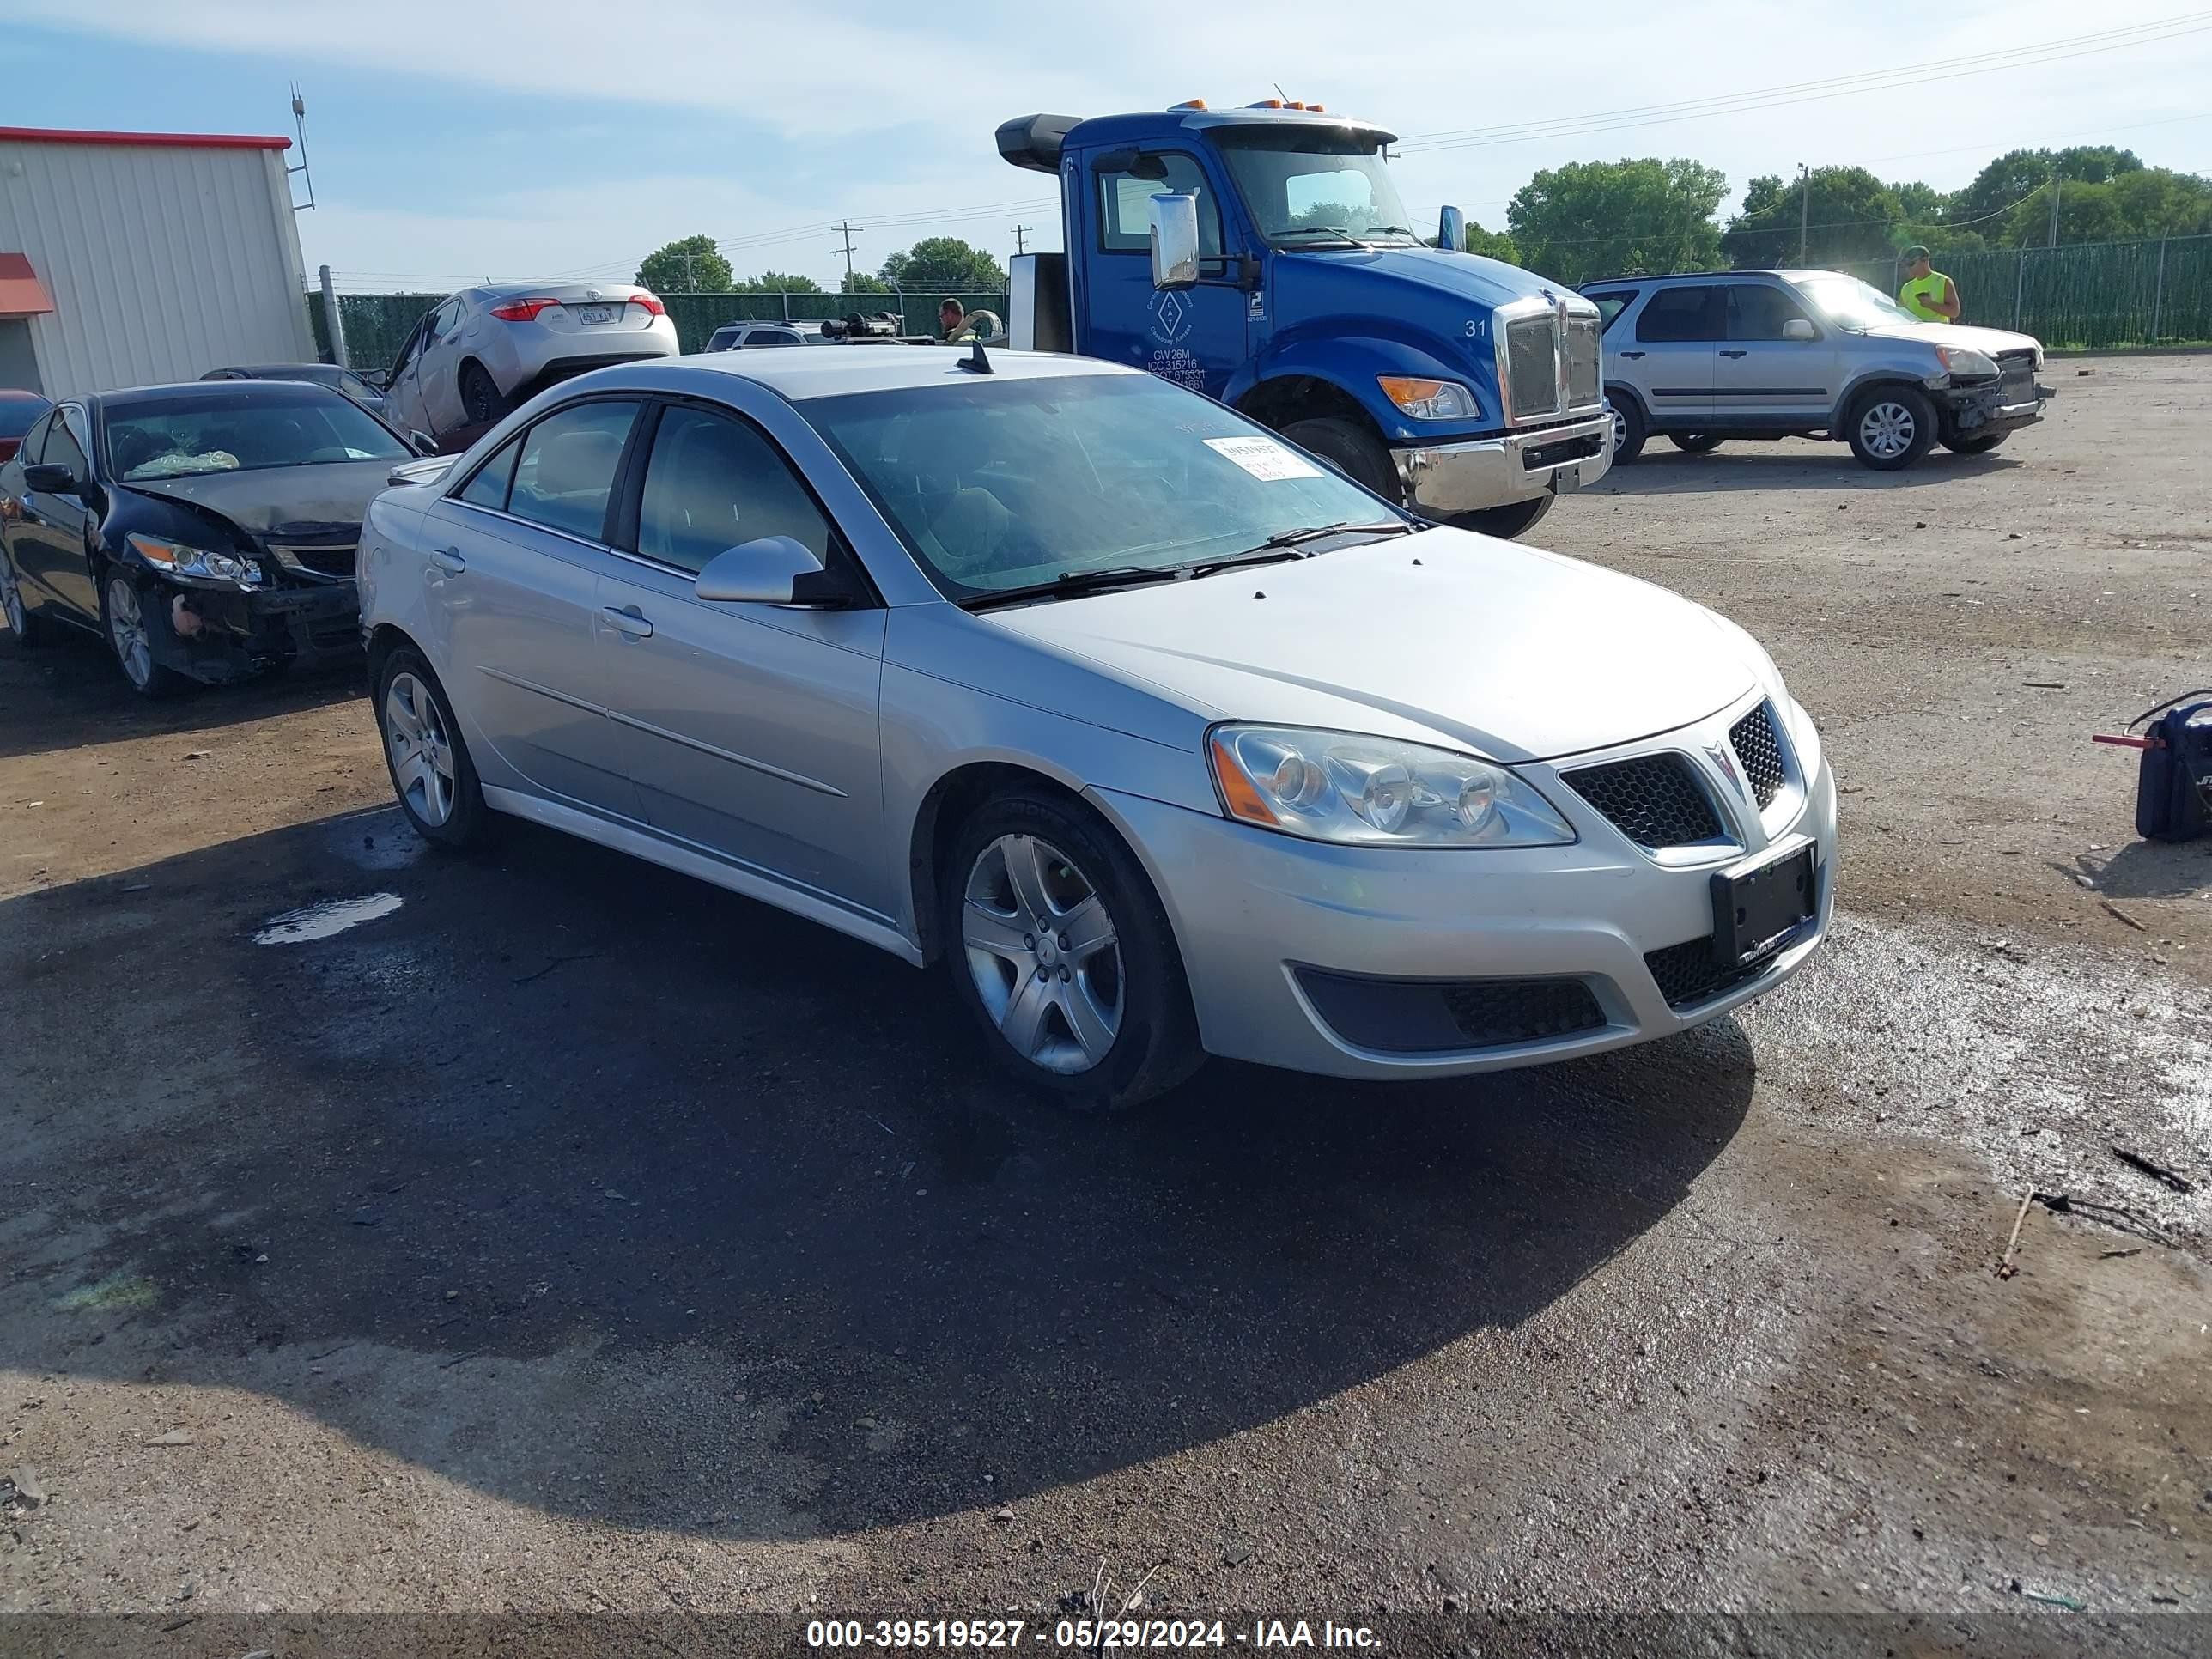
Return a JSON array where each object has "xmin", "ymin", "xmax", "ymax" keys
[{"xmin": 996, "ymin": 100, "xmax": 1613, "ymax": 538}]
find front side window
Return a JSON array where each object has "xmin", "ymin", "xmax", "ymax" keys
[
  {"xmin": 506, "ymin": 400, "xmax": 639, "ymax": 541},
  {"xmin": 745, "ymin": 330, "xmax": 805, "ymax": 348},
  {"xmin": 1791, "ymin": 274, "xmax": 1921, "ymax": 331},
  {"xmin": 15, "ymin": 410, "xmax": 55, "ymax": 465},
  {"xmin": 1585, "ymin": 290, "xmax": 1636, "ymax": 332},
  {"xmin": 101, "ymin": 386, "xmax": 410, "ymax": 481},
  {"xmin": 1635, "ymin": 285, "xmax": 1723, "ymax": 343},
  {"xmin": 1097, "ymin": 152, "xmax": 1224, "ymax": 258},
  {"xmin": 801, "ymin": 371, "xmax": 1398, "ymax": 599},
  {"xmin": 44, "ymin": 409, "xmax": 89, "ymax": 478},
  {"xmin": 635, "ymin": 404, "xmax": 831, "ymax": 574},
  {"xmin": 1726, "ymin": 284, "xmax": 1814, "ymax": 341},
  {"xmin": 1212, "ymin": 129, "xmax": 1419, "ymax": 247}
]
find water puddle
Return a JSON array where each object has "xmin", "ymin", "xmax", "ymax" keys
[{"xmin": 254, "ymin": 892, "xmax": 404, "ymax": 945}]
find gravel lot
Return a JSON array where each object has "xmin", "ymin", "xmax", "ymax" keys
[{"xmin": 2, "ymin": 356, "xmax": 2208, "ymax": 1643}]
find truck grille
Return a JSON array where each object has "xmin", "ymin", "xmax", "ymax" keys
[
  {"xmin": 1561, "ymin": 754, "xmax": 1724, "ymax": 849},
  {"xmin": 1727, "ymin": 702, "xmax": 1786, "ymax": 811},
  {"xmin": 1565, "ymin": 314, "xmax": 1601, "ymax": 408},
  {"xmin": 1505, "ymin": 313, "xmax": 1560, "ymax": 422}
]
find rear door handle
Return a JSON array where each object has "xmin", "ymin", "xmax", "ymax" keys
[
  {"xmin": 1619, "ymin": 350, "xmax": 1645, "ymax": 359},
  {"xmin": 428, "ymin": 547, "xmax": 466, "ymax": 575},
  {"xmin": 1720, "ymin": 349, "xmax": 1748, "ymax": 358},
  {"xmin": 599, "ymin": 605, "xmax": 653, "ymax": 640}
]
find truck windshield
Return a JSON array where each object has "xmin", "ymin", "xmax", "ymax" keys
[
  {"xmin": 1791, "ymin": 274, "xmax": 1923, "ymax": 331},
  {"xmin": 1212, "ymin": 128, "xmax": 1420, "ymax": 247},
  {"xmin": 799, "ymin": 371, "xmax": 1404, "ymax": 602}
]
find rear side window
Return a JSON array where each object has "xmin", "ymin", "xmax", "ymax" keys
[
  {"xmin": 507, "ymin": 401, "xmax": 639, "ymax": 542},
  {"xmin": 635, "ymin": 404, "xmax": 832, "ymax": 574},
  {"xmin": 455, "ymin": 437, "xmax": 520, "ymax": 510},
  {"xmin": 706, "ymin": 328, "xmax": 741, "ymax": 351},
  {"xmin": 1725, "ymin": 284, "xmax": 1814, "ymax": 341},
  {"xmin": 1635, "ymin": 286, "xmax": 1723, "ymax": 343}
]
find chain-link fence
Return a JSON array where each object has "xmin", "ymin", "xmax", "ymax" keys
[
  {"xmin": 1831, "ymin": 236, "xmax": 2209, "ymax": 349},
  {"xmin": 309, "ymin": 289, "xmax": 1013, "ymax": 373}
]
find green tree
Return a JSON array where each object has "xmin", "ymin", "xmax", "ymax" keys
[
  {"xmin": 635, "ymin": 234, "xmax": 733, "ymax": 293},
  {"xmin": 1723, "ymin": 167, "xmax": 1904, "ymax": 269},
  {"xmin": 1950, "ymin": 146, "xmax": 2143, "ymax": 232},
  {"xmin": 2000, "ymin": 166, "xmax": 2212, "ymax": 246},
  {"xmin": 1462, "ymin": 220, "xmax": 1522, "ymax": 265},
  {"xmin": 1506, "ymin": 158, "xmax": 1727, "ymax": 285},
  {"xmin": 842, "ymin": 272, "xmax": 893, "ymax": 295},
  {"xmin": 731, "ymin": 270, "xmax": 822, "ymax": 294},
  {"xmin": 879, "ymin": 237, "xmax": 1007, "ymax": 293}
]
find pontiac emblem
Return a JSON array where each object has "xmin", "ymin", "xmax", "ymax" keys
[{"xmin": 1706, "ymin": 741, "xmax": 1745, "ymax": 798}]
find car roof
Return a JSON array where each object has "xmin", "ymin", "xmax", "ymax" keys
[
  {"xmin": 1580, "ymin": 269, "xmax": 1841, "ymax": 289},
  {"xmin": 212, "ymin": 363, "xmax": 345, "ymax": 377},
  {"xmin": 86, "ymin": 379, "xmax": 353, "ymax": 410},
  {"xmin": 0, "ymin": 387, "xmax": 48, "ymax": 402},
  {"xmin": 574, "ymin": 346, "xmax": 1143, "ymax": 402}
]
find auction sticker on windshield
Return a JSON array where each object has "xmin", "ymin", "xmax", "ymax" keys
[{"xmin": 1204, "ymin": 436, "xmax": 1322, "ymax": 481}]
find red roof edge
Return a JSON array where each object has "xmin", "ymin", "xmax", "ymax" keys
[{"xmin": 0, "ymin": 126, "xmax": 290, "ymax": 151}]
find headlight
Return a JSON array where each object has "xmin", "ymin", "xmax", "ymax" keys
[
  {"xmin": 1377, "ymin": 376, "xmax": 1476, "ymax": 422},
  {"xmin": 1209, "ymin": 724, "xmax": 1577, "ymax": 848},
  {"xmin": 1935, "ymin": 345, "xmax": 1996, "ymax": 379},
  {"xmin": 126, "ymin": 532, "xmax": 262, "ymax": 587}
]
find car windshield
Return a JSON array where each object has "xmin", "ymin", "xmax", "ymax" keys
[
  {"xmin": 1213, "ymin": 128, "xmax": 1420, "ymax": 247},
  {"xmin": 801, "ymin": 372, "xmax": 1403, "ymax": 599},
  {"xmin": 104, "ymin": 386, "xmax": 410, "ymax": 481},
  {"xmin": 0, "ymin": 398, "xmax": 47, "ymax": 441},
  {"xmin": 1791, "ymin": 274, "xmax": 1922, "ymax": 331}
]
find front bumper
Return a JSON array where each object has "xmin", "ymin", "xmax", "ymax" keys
[
  {"xmin": 1392, "ymin": 408, "xmax": 1615, "ymax": 516},
  {"xmin": 1091, "ymin": 696, "xmax": 1838, "ymax": 1081},
  {"xmin": 1942, "ymin": 377, "xmax": 2054, "ymax": 435},
  {"xmin": 155, "ymin": 578, "xmax": 362, "ymax": 684}
]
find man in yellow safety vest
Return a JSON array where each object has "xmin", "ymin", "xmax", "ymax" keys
[{"xmin": 1898, "ymin": 246, "xmax": 1960, "ymax": 324}]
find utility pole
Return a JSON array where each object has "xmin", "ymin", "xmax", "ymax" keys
[
  {"xmin": 2049, "ymin": 167, "xmax": 2061, "ymax": 247},
  {"xmin": 1014, "ymin": 224, "xmax": 1031, "ymax": 256},
  {"xmin": 835, "ymin": 221, "xmax": 858, "ymax": 290},
  {"xmin": 680, "ymin": 247, "xmax": 695, "ymax": 289},
  {"xmin": 1796, "ymin": 163, "xmax": 1810, "ymax": 265}
]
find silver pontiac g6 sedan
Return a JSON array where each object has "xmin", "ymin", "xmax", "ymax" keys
[{"xmin": 358, "ymin": 347, "xmax": 1837, "ymax": 1110}]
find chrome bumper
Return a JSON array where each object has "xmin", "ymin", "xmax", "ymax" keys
[{"xmin": 1392, "ymin": 408, "xmax": 1615, "ymax": 516}]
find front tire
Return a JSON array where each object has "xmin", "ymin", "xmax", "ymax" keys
[
  {"xmin": 1279, "ymin": 416, "xmax": 1400, "ymax": 501},
  {"xmin": 1942, "ymin": 428, "xmax": 2008, "ymax": 455},
  {"xmin": 101, "ymin": 572, "xmax": 184, "ymax": 698},
  {"xmin": 1846, "ymin": 386, "xmax": 1936, "ymax": 471},
  {"xmin": 1608, "ymin": 397, "xmax": 1648, "ymax": 465},
  {"xmin": 942, "ymin": 789, "xmax": 1200, "ymax": 1112},
  {"xmin": 0, "ymin": 543, "xmax": 51, "ymax": 647},
  {"xmin": 1669, "ymin": 433, "xmax": 1724, "ymax": 453},
  {"xmin": 1453, "ymin": 495, "xmax": 1553, "ymax": 539},
  {"xmin": 459, "ymin": 362, "xmax": 507, "ymax": 428},
  {"xmin": 375, "ymin": 647, "xmax": 492, "ymax": 848}
]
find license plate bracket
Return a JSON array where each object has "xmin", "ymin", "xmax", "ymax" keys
[
  {"xmin": 1710, "ymin": 842, "xmax": 1817, "ymax": 968},
  {"xmin": 576, "ymin": 304, "xmax": 617, "ymax": 325}
]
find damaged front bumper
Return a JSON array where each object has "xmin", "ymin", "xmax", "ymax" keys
[
  {"xmin": 1941, "ymin": 375, "xmax": 2054, "ymax": 437},
  {"xmin": 155, "ymin": 578, "xmax": 362, "ymax": 685}
]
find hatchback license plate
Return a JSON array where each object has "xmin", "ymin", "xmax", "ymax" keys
[
  {"xmin": 1710, "ymin": 843, "xmax": 1816, "ymax": 968},
  {"xmin": 576, "ymin": 304, "xmax": 617, "ymax": 325}
]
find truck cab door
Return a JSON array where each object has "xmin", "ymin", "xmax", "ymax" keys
[{"xmin": 1078, "ymin": 149, "xmax": 1248, "ymax": 399}]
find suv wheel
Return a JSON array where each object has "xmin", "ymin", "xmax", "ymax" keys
[
  {"xmin": 1608, "ymin": 398, "xmax": 1648, "ymax": 465},
  {"xmin": 1847, "ymin": 386, "xmax": 1936, "ymax": 471},
  {"xmin": 1669, "ymin": 433, "xmax": 1723, "ymax": 453},
  {"xmin": 943, "ymin": 790, "xmax": 1201, "ymax": 1111},
  {"xmin": 1942, "ymin": 429, "xmax": 2008, "ymax": 455}
]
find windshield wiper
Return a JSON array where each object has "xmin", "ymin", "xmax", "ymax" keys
[
  {"xmin": 961, "ymin": 565, "xmax": 1184, "ymax": 611},
  {"xmin": 1273, "ymin": 226, "xmax": 1362, "ymax": 246},
  {"xmin": 1222, "ymin": 520, "xmax": 1413, "ymax": 562}
]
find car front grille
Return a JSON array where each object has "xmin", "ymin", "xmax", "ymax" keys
[
  {"xmin": 1565, "ymin": 313, "xmax": 1601, "ymax": 408},
  {"xmin": 1727, "ymin": 702, "xmax": 1786, "ymax": 811},
  {"xmin": 1644, "ymin": 937, "xmax": 1767, "ymax": 1011},
  {"xmin": 1505, "ymin": 313, "xmax": 1560, "ymax": 421},
  {"xmin": 1297, "ymin": 969, "xmax": 1606, "ymax": 1054},
  {"xmin": 1560, "ymin": 754, "xmax": 1724, "ymax": 849},
  {"xmin": 266, "ymin": 542, "xmax": 358, "ymax": 580},
  {"xmin": 1996, "ymin": 349, "xmax": 2037, "ymax": 405}
]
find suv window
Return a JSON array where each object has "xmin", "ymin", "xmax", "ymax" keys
[
  {"xmin": 745, "ymin": 330, "xmax": 804, "ymax": 348},
  {"xmin": 635, "ymin": 404, "xmax": 832, "ymax": 574},
  {"xmin": 1635, "ymin": 285, "xmax": 1723, "ymax": 343},
  {"xmin": 706, "ymin": 327, "xmax": 742, "ymax": 351},
  {"xmin": 507, "ymin": 400, "xmax": 639, "ymax": 542},
  {"xmin": 1584, "ymin": 290, "xmax": 1636, "ymax": 332},
  {"xmin": 1097, "ymin": 152, "xmax": 1224, "ymax": 258},
  {"xmin": 456, "ymin": 436, "xmax": 520, "ymax": 511},
  {"xmin": 1725, "ymin": 283, "xmax": 1814, "ymax": 341}
]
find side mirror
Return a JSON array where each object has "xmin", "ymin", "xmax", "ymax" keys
[
  {"xmin": 1149, "ymin": 192, "xmax": 1200, "ymax": 291},
  {"xmin": 21, "ymin": 462, "xmax": 75, "ymax": 494},
  {"xmin": 410, "ymin": 429, "xmax": 440, "ymax": 456},
  {"xmin": 1782, "ymin": 317, "xmax": 1818, "ymax": 342},
  {"xmin": 358, "ymin": 368, "xmax": 390, "ymax": 391},
  {"xmin": 1437, "ymin": 206, "xmax": 1466, "ymax": 252},
  {"xmin": 695, "ymin": 535, "xmax": 842, "ymax": 606}
]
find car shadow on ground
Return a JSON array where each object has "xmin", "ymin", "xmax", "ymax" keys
[
  {"xmin": 2063, "ymin": 840, "xmax": 2212, "ymax": 900},
  {"xmin": 0, "ymin": 632, "xmax": 362, "ymax": 762},
  {"xmin": 3, "ymin": 806, "xmax": 1757, "ymax": 1539},
  {"xmin": 1596, "ymin": 447, "xmax": 2019, "ymax": 495}
]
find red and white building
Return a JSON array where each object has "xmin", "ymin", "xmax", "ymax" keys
[{"xmin": 0, "ymin": 125, "xmax": 315, "ymax": 397}]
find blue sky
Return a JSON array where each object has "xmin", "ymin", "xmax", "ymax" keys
[{"xmin": 5, "ymin": 0, "xmax": 2208, "ymax": 295}]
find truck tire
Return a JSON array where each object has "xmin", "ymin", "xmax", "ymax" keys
[
  {"xmin": 1942, "ymin": 429, "xmax": 2008, "ymax": 455},
  {"xmin": 1279, "ymin": 417, "xmax": 1401, "ymax": 502},
  {"xmin": 1454, "ymin": 496, "xmax": 1553, "ymax": 539},
  {"xmin": 1607, "ymin": 397, "xmax": 1647, "ymax": 465},
  {"xmin": 1846, "ymin": 385, "xmax": 1936, "ymax": 471},
  {"xmin": 1669, "ymin": 433, "xmax": 1723, "ymax": 453}
]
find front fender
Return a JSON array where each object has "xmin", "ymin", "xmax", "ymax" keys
[{"xmin": 1232, "ymin": 333, "xmax": 1498, "ymax": 441}]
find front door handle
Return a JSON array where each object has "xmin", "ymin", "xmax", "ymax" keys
[
  {"xmin": 599, "ymin": 605, "xmax": 653, "ymax": 640},
  {"xmin": 1619, "ymin": 349, "xmax": 1645, "ymax": 359},
  {"xmin": 1720, "ymin": 349, "xmax": 1748, "ymax": 358},
  {"xmin": 428, "ymin": 547, "xmax": 466, "ymax": 575}
]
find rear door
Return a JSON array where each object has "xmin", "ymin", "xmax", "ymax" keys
[
  {"xmin": 1078, "ymin": 149, "xmax": 1247, "ymax": 398},
  {"xmin": 1715, "ymin": 283, "xmax": 1837, "ymax": 423},
  {"xmin": 1625, "ymin": 285, "xmax": 1721, "ymax": 422},
  {"xmin": 382, "ymin": 313, "xmax": 437, "ymax": 440}
]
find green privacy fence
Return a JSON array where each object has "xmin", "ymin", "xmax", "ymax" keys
[
  {"xmin": 1824, "ymin": 236, "xmax": 2210, "ymax": 349},
  {"xmin": 309, "ymin": 289, "xmax": 1012, "ymax": 373}
]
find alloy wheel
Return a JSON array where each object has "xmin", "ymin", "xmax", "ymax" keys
[
  {"xmin": 962, "ymin": 833, "xmax": 1124, "ymax": 1075},
  {"xmin": 1611, "ymin": 409, "xmax": 1627, "ymax": 455},
  {"xmin": 384, "ymin": 671, "xmax": 457, "ymax": 827},
  {"xmin": 106, "ymin": 576, "xmax": 152, "ymax": 688},
  {"xmin": 1858, "ymin": 400, "xmax": 1917, "ymax": 460}
]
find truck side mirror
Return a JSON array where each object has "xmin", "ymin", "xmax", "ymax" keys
[
  {"xmin": 1437, "ymin": 206, "xmax": 1466, "ymax": 252},
  {"xmin": 1149, "ymin": 193, "xmax": 1200, "ymax": 291}
]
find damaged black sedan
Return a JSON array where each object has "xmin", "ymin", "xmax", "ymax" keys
[{"xmin": 0, "ymin": 380, "xmax": 429, "ymax": 696}]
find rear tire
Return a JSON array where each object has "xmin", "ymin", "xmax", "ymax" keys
[
  {"xmin": 1846, "ymin": 385, "xmax": 1936, "ymax": 471},
  {"xmin": 459, "ymin": 362, "xmax": 507, "ymax": 428},
  {"xmin": 100, "ymin": 571, "xmax": 185, "ymax": 699},
  {"xmin": 0, "ymin": 542, "xmax": 51, "ymax": 647},
  {"xmin": 1942, "ymin": 428, "xmax": 2008, "ymax": 455},
  {"xmin": 374, "ymin": 647, "xmax": 493, "ymax": 848},
  {"xmin": 1279, "ymin": 416, "xmax": 1401, "ymax": 502},
  {"xmin": 941, "ymin": 788, "xmax": 1201, "ymax": 1112},
  {"xmin": 1669, "ymin": 433, "xmax": 1723, "ymax": 453},
  {"xmin": 1607, "ymin": 397, "xmax": 1648, "ymax": 465},
  {"xmin": 1453, "ymin": 495, "xmax": 1553, "ymax": 539}
]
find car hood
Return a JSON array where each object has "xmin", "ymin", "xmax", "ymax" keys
[
  {"xmin": 119, "ymin": 459, "xmax": 394, "ymax": 542},
  {"xmin": 979, "ymin": 527, "xmax": 1760, "ymax": 763},
  {"xmin": 1859, "ymin": 319, "xmax": 2042, "ymax": 357}
]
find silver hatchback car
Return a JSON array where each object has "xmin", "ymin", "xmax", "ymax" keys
[
  {"xmin": 380, "ymin": 282, "xmax": 680, "ymax": 443},
  {"xmin": 358, "ymin": 348, "xmax": 1835, "ymax": 1109}
]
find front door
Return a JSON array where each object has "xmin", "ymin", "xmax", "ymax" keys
[
  {"xmin": 594, "ymin": 399, "xmax": 890, "ymax": 918},
  {"xmin": 1624, "ymin": 284, "xmax": 1720, "ymax": 422},
  {"xmin": 422, "ymin": 396, "xmax": 646, "ymax": 819},
  {"xmin": 1713, "ymin": 283, "xmax": 1838, "ymax": 423},
  {"xmin": 416, "ymin": 295, "xmax": 470, "ymax": 439},
  {"xmin": 1079, "ymin": 149, "xmax": 1247, "ymax": 400},
  {"xmin": 11, "ymin": 405, "xmax": 99, "ymax": 620}
]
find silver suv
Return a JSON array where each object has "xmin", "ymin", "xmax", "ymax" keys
[{"xmin": 1583, "ymin": 270, "xmax": 2051, "ymax": 471}]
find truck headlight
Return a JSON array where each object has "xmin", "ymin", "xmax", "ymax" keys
[
  {"xmin": 126, "ymin": 532, "xmax": 263, "ymax": 587},
  {"xmin": 1377, "ymin": 376, "xmax": 1476, "ymax": 422},
  {"xmin": 1935, "ymin": 345, "xmax": 1997, "ymax": 380},
  {"xmin": 1209, "ymin": 724, "xmax": 1577, "ymax": 848}
]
